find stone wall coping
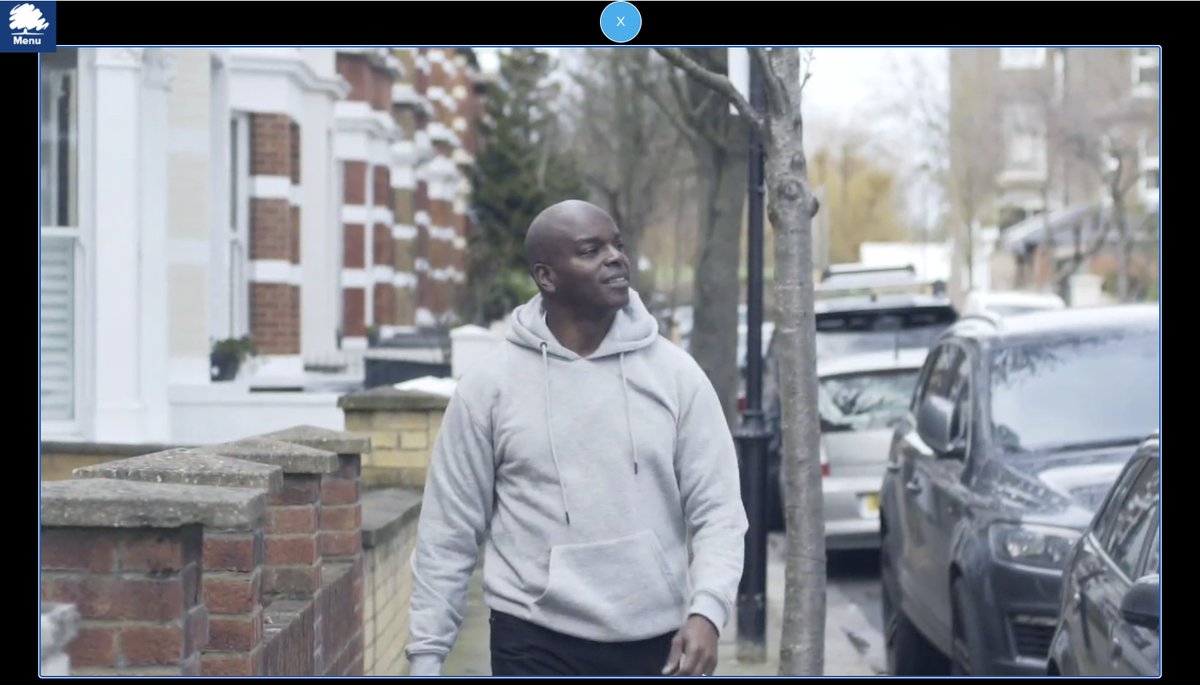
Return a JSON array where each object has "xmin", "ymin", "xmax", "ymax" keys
[
  {"xmin": 360, "ymin": 488, "xmax": 422, "ymax": 549},
  {"xmin": 42, "ymin": 478, "xmax": 265, "ymax": 530},
  {"xmin": 73, "ymin": 447, "xmax": 284, "ymax": 493}
]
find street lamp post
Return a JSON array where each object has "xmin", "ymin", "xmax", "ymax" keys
[{"xmin": 735, "ymin": 51, "xmax": 771, "ymax": 664}]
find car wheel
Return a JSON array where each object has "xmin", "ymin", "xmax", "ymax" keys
[
  {"xmin": 950, "ymin": 577, "xmax": 988, "ymax": 675},
  {"xmin": 881, "ymin": 537, "xmax": 949, "ymax": 675}
]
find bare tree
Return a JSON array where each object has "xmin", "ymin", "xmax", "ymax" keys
[
  {"xmin": 1060, "ymin": 123, "xmax": 1143, "ymax": 300},
  {"xmin": 571, "ymin": 49, "xmax": 685, "ymax": 292},
  {"xmin": 638, "ymin": 48, "xmax": 749, "ymax": 427},
  {"xmin": 656, "ymin": 47, "xmax": 825, "ymax": 676},
  {"xmin": 1024, "ymin": 48, "xmax": 1152, "ymax": 300},
  {"xmin": 807, "ymin": 132, "xmax": 910, "ymax": 264},
  {"xmin": 884, "ymin": 51, "xmax": 1003, "ymax": 301}
]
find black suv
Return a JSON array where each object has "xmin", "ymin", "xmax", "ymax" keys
[{"xmin": 879, "ymin": 303, "xmax": 1160, "ymax": 675}]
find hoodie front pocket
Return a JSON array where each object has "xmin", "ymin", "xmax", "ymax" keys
[{"xmin": 530, "ymin": 529, "xmax": 685, "ymax": 642}]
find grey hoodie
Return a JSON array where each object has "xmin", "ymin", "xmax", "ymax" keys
[{"xmin": 406, "ymin": 290, "xmax": 747, "ymax": 675}]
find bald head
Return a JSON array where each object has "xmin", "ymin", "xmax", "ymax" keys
[
  {"xmin": 525, "ymin": 200, "xmax": 616, "ymax": 269},
  {"xmin": 522, "ymin": 200, "xmax": 631, "ymax": 311}
]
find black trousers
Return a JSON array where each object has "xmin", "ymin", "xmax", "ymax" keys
[{"xmin": 489, "ymin": 611, "xmax": 676, "ymax": 676}]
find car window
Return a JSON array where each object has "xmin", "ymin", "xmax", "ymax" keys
[
  {"xmin": 1113, "ymin": 503, "xmax": 1157, "ymax": 580},
  {"xmin": 819, "ymin": 369, "xmax": 921, "ymax": 432},
  {"xmin": 989, "ymin": 329, "xmax": 1159, "ymax": 455},
  {"xmin": 926, "ymin": 344, "xmax": 964, "ymax": 402},
  {"xmin": 1142, "ymin": 526, "xmax": 1159, "ymax": 577},
  {"xmin": 911, "ymin": 346, "xmax": 941, "ymax": 410},
  {"xmin": 948, "ymin": 351, "xmax": 972, "ymax": 445},
  {"xmin": 1092, "ymin": 459, "xmax": 1144, "ymax": 550},
  {"xmin": 1102, "ymin": 458, "xmax": 1160, "ymax": 579},
  {"xmin": 814, "ymin": 306, "xmax": 956, "ymax": 358}
]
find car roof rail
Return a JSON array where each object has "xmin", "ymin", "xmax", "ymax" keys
[{"xmin": 955, "ymin": 311, "xmax": 1004, "ymax": 328}]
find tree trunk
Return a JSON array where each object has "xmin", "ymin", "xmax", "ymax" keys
[
  {"xmin": 1041, "ymin": 186, "xmax": 1055, "ymax": 290},
  {"xmin": 625, "ymin": 237, "xmax": 644, "ymax": 292},
  {"xmin": 1115, "ymin": 197, "xmax": 1130, "ymax": 301},
  {"xmin": 689, "ymin": 148, "xmax": 747, "ymax": 427},
  {"xmin": 666, "ymin": 173, "xmax": 689, "ymax": 338},
  {"xmin": 652, "ymin": 45, "xmax": 827, "ymax": 677},
  {"xmin": 964, "ymin": 218, "xmax": 975, "ymax": 293},
  {"xmin": 762, "ymin": 49, "xmax": 826, "ymax": 677}
]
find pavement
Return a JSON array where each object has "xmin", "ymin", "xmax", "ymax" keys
[{"xmin": 440, "ymin": 534, "xmax": 886, "ymax": 677}]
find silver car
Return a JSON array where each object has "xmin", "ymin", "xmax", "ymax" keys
[{"xmin": 808, "ymin": 348, "xmax": 928, "ymax": 550}]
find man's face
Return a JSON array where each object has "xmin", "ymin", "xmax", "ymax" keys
[{"xmin": 542, "ymin": 214, "xmax": 631, "ymax": 314}]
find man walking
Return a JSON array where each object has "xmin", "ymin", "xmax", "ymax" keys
[{"xmin": 406, "ymin": 200, "xmax": 748, "ymax": 676}]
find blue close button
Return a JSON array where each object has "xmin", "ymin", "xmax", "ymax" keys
[{"xmin": 600, "ymin": 2, "xmax": 642, "ymax": 44}]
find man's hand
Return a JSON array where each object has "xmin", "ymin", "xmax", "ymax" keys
[{"xmin": 661, "ymin": 614, "xmax": 719, "ymax": 676}]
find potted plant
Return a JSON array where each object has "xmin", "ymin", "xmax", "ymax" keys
[{"xmin": 210, "ymin": 335, "xmax": 255, "ymax": 381}]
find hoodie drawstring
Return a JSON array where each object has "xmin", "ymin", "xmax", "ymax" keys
[
  {"xmin": 619, "ymin": 353, "xmax": 640, "ymax": 476},
  {"xmin": 541, "ymin": 343, "xmax": 572, "ymax": 525},
  {"xmin": 540, "ymin": 345, "xmax": 643, "ymax": 527}
]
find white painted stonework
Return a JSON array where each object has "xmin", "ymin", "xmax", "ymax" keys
[
  {"xmin": 170, "ymin": 385, "xmax": 344, "ymax": 444},
  {"xmin": 41, "ymin": 603, "xmax": 79, "ymax": 676}
]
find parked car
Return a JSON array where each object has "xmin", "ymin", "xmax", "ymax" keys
[
  {"xmin": 820, "ymin": 262, "xmax": 923, "ymax": 293},
  {"xmin": 763, "ymin": 292, "xmax": 955, "ymax": 533},
  {"xmin": 1049, "ymin": 434, "xmax": 1159, "ymax": 676},
  {"xmin": 879, "ymin": 303, "xmax": 1160, "ymax": 675},
  {"xmin": 766, "ymin": 347, "xmax": 929, "ymax": 546},
  {"xmin": 813, "ymin": 293, "xmax": 957, "ymax": 359},
  {"xmin": 964, "ymin": 290, "xmax": 1067, "ymax": 318}
]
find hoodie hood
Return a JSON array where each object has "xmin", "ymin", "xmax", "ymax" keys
[{"xmin": 506, "ymin": 289, "xmax": 660, "ymax": 360}]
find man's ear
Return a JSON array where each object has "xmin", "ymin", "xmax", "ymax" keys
[{"xmin": 532, "ymin": 263, "xmax": 556, "ymax": 294}]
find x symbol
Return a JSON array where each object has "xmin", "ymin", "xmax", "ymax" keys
[{"xmin": 616, "ymin": 16, "xmax": 626, "ymax": 26}]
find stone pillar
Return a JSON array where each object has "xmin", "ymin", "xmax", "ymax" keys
[
  {"xmin": 41, "ymin": 478, "xmax": 264, "ymax": 675},
  {"xmin": 74, "ymin": 448, "xmax": 282, "ymax": 675},
  {"xmin": 263, "ymin": 425, "xmax": 369, "ymax": 676},
  {"xmin": 339, "ymin": 387, "xmax": 448, "ymax": 488}
]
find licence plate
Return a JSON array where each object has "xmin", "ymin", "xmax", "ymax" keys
[{"xmin": 860, "ymin": 493, "xmax": 880, "ymax": 516}]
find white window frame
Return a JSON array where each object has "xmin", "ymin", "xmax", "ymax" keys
[
  {"xmin": 332, "ymin": 140, "xmax": 344, "ymax": 347},
  {"xmin": 1001, "ymin": 104, "xmax": 1048, "ymax": 181},
  {"xmin": 999, "ymin": 47, "xmax": 1046, "ymax": 70},
  {"xmin": 40, "ymin": 49, "xmax": 90, "ymax": 439},
  {"xmin": 218, "ymin": 112, "xmax": 252, "ymax": 342},
  {"xmin": 1139, "ymin": 132, "xmax": 1159, "ymax": 207},
  {"xmin": 1132, "ymin": 48, "xmax": 1159, "ymax": 100}
]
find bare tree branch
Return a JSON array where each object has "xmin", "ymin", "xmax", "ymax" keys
[
  {"xmin": 796, "ymin": 49, "xmax": 816, "ymax": 96},
  {"xmin": 693, "ymin": 90, "xmax": 719, "ymax": 122},
  {"xmin": 655, "ymin": 48, "xmax": 766, "ymax": 134},
  {"xmin": 635, "ymin": 66, "xmax": 701, "ymax": 146},
  {"xmin": 1053, "ymin": 214, "xmax": 1113, "ymax": 283},
  {"xmin": 582, "ymin": 109, "xmax": 623, "ymax": 156},
  {"xmin": 664, "ymin": 65, "xmax": 717, "ymax": 127},
  {"xmin": 584, "ymin": 172, "xmax": 617, "ymax": 196},
  {"xmin": 659, "ymin": 56, "xmax": 733, "ymax": 154},
  {"xmin": 751, "ymin": 48, "xmax": 789, "ymax": 118}
]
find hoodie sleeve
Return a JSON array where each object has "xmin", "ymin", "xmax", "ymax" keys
[
  {"xmin": 674, "ymin": 377, "xmax": 749, "ymax": 635},
  {"xmin": 405, "ymin": 390, "xmax": 495, "ymax": 674}
]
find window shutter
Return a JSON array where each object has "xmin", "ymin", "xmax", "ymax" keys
[{"xmin": 40, "ymin": 235, "xmax": 74, "ymax": 421}]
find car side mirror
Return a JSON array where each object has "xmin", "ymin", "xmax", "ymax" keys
[
  {"xmin": 916, "ymin": 395, "xmax": 965, "ymax": 460},
  {"xmin": 1120, "ymin": 574, "xmax": 1159, "ymax": 631}
]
